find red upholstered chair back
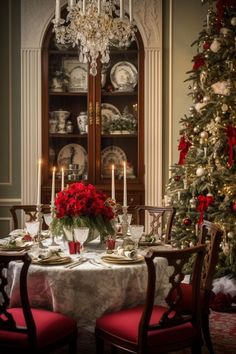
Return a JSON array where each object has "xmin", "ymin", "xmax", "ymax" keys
[
  {"xmin": 134, "ymin": 205, "xmax": 176, "ymax": 243},
  {"xmin": 138, "ymin": 245, "xmax": 206, "ymax": 351},
  {"xmin": 0, "ymin": 253, "xmax": 37, "ymax": 346},
  {"xmin": 10, "ymin": 204, "xmax": 51, "ymax": 230},
  {"xmin": 198, "ymin": 220, "xmax": 223, "ymax": 302}
]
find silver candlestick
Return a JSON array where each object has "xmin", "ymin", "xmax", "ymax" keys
[
  {"xmin": 121, "ymin": 206, "xmax": 129, "ymax": 237},
  {"xmin": 36, "ymin": 204, "xmax": 47, "ymax": 249},
  {"xmin": 50, "ymin": 204, "xmax": 59, "ymax": 246}
]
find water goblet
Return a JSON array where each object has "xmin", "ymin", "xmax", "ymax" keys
[
  {"xmin": 43, "ymin": 213, "xmax": 59, "ymax": 246},
  {"xmin": 129, "ymin": 224, "xmax": 144, "ymax": 249},
  {"xmin": 25, "ymin": 221, "xmax": 40, "ymax": 258},
  {"xmin": 74, "ymin": 227, "xmax": 90, "ymax": 256}
]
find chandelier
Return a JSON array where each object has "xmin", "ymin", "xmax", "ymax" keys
[{"xmin": 52, "ymin": 0, "xmax": 137, "ymax": 76}]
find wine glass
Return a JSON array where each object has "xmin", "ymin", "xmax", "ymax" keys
[
  {"xmin": 74, "ymin": 227, "xmax": 90, "ymax": 256},
  {"xmin": 129, "ymin": 224, "xmax": 144, "ymax": 249},
  {"xmin": 43, "ymin": 213, "xmax": 59, "ymax": 246},
  {"xmin": 25, "ymin": 221, "xmax": 40, "ymax": 258}
]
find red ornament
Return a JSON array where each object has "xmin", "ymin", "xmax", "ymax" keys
[
  {"xmin": 231, "ymin": 202, "xmax": 236, "ymax": 213},
  {"xmin": 174, "ymin": 176, "xmax": 181, "ymax": 181},
  {"xmin": 183, "ymin": 218, "xmax": 192, "ymax": 226}
]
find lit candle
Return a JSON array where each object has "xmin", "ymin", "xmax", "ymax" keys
[
  {"xmin": 111, "ymin": 164, "xmax": 115, "ymax": 200},
  {"xmin": 55, "ymin": 0, "xmax": 61, "ymax": 21},
  {"xmin": 98, "ymin": 0, "xmax": 101, "ymax": 14},
  {"xmin": 129, "ymin": 0, "xmax": 133, "ymax": 22},
  {"xmin": 123, "ymin": 161, "xmax": 127, "ymax": 207},
  {"xmin": 120, "ymin": 0, "xmax": 124, "ymax": 19},
  {"xmin": 83, "ymin": 0, "xmax": 86, "ymax": 13},
  {"xmin": 36, "ymin": 159, "xmax": 42, "ymax": 206},
  {"xmin": 51, "ymin": 167, "xmax": 56, "ymax": 207},
  {"xmin": 68, "ymin": 0, "xmax": 75, "ymax": 8},
  {"xmin": 61, "ymin": 167, "xmax": 65, "ymax": 191}
]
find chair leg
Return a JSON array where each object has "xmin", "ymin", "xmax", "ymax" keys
[
  {"xmin": 191, "ymin": 342, "xmax": 202, "ymax": 354},
  {"xmin": 202, "ymin": 312, "xmax": 215, "ymax": 354},
  {"xmin": 69, "ymin": 336, "xmax": 77, "ymax": 354},
  {"xmin": 96, "ymin": 335, "xmax": 104, "ymax": 354}
]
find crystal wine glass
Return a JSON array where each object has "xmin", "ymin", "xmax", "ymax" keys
[
  {"xmin": 129, "ymin": 224, "xmax": 144, "ymax": 249},
  {"xmin": 74, "ymin": 227, "xmax": 90, "ymax": 256},
  {"xmin": 25, "ymin": 221, "xmax": 40, "ymax": 258},
  {"xmin": 43, "ymin": 213, "xmax": 59, "ymax": 246}
]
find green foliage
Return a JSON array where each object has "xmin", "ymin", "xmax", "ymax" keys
[{"xmin": 165, "ymin": 0, "xmax": 236, "ymax": 277}]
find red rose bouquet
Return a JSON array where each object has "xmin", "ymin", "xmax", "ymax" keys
[{"xmin": 51, "ymin": 182, "xmax": 115, "ymax": 239}]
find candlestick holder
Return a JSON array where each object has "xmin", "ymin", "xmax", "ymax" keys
[
  {"xmin": 49, "ymin": 204, "xmax": 59, "ymax": 246},
  {"xmin": 121, "ymin": 206, "xmax": 129, "ymax": 237},
  {"xmin": 36, "ymin": 204, "xmax": 47, "ymax": 249}
]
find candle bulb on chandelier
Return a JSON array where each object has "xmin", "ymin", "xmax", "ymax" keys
[
  {"xmin": 129, "ymin": 0, "xmax": 133, "ymax": 22},
  {"xmin": 98, "ymin": 0, "xmax": 101, "ymax": 14},
  {"xmin": 55, "ymin": 0, "xmax": 61, "ymax": 21},
  {"xmin": 83, "ymin": 0, "xmax": 86, "ymax": 13},
  {"xmin": 120, "ymin": 0, "xmax": 124, "ymax": 20}
]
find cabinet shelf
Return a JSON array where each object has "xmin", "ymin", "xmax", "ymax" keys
[
  {"xmin": 101, "ymin": 91, "xmax": 137, "ymax": 96},
  {"xmin": 49, "ymin": 133, "xmax": 87, "ymax": 138},
  {"xmin": 101, "ymin": 134, "xmax": 137, "ymax": 138},
  {"xmin": 49, "ymin": 91, "xmax": 87, "ymax": 96}
]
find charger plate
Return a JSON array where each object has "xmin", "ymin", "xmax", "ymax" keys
[
  {"xmin": 101, "ymin": 254, "xmax": 144, "ymax": 265},
  {"xmin": 0, "ymin": 244, "xmax": 32, "ymax": 252},
  {"xmin": 33, "ymin": 256, "xmax": 72, "ymax": 266}
]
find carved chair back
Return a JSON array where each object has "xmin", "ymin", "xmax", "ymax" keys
[{"xmin": 10, "ymin": 204, "xmax": 51, "ymax": 230}]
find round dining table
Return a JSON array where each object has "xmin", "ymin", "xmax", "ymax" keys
[{"xmin": 7, "ymin": 238, "xmax": 172, "ymax": 332}]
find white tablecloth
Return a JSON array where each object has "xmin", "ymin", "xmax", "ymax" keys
[{"xmin": 8, "ymin": 240, "xmax": 171, "ymax": 332}]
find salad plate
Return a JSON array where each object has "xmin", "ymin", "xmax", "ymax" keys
[
  {"xmin": 101, "ymin": 146, "xmax": 127, "ymax": 178},
  {"xmin": 101, "ymin": 254, "xmax": 144, "ymax": 265},
  {"xmin": 57, "ymin": 144, "xmax": 88, "ymax": 175},
  {"xmin": 101, "ymin": 103, "xmax": 121, "ymax": 131},
  {"xmin": 110, "ymin": 61, "xmax": 138, "ymax": 91}
]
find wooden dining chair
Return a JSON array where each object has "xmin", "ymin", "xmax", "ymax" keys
[
  {"xmin": 10, "ymin": 204, "xmax": 51, "ymax": 230},
  {"xmin": 134, "ymin": 205, "xmax": 176, "ymax": 243},
  {"xmin": 0, "ymin": 252, "xmax": 78, "ymax": 354},
  {"xmin": 95, "ymin": 244, "xmax": 206, "ymax": 354},
  {"xmin": 179, "ymin": 220, "xmax": 223, "ymax": 354}
]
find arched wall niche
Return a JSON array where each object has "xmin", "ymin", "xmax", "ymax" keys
[{"xmin": 21, "ymin": 0, "xmax": 162, "ymax": 206}]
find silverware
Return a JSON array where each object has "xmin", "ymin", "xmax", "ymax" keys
[
  {"xmin": 64, "ymin": 257, "xmax": 87, "ymax": 269},
  {"xmin": 89, "ymin": 259, "xmax": 112, "ymax": 269}
]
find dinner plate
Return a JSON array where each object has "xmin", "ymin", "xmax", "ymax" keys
[
  {"xmin": 57, "ymin": 144, "xmax": 88, "ymax": 175},
  {"xmin": 110, "ymin": 61, "xmax": 138, "ymax": 91},
  {"xmin": 63, "ymin": 58, "xmax": 88, "ymax": 92},
  {"xmin": 101, "ymin": 254, "xmax": 144, "ymax": 265},
  {"xmin": 101, "ymin": 103, "xmax": 121, "ymax": 129},
  {"xmin": 33, "ymin": 256, "xmax": 72, "ymax": 266},
  {"xmin": 101, "ymin": 146, "xmax": 127, "ymax": 178},
  {"xmin": 0, "ymin": 244, "xmax": 32, "ymax": 252}
]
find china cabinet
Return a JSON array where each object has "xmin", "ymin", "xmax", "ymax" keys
[{"xmin": 41, "ymin": 17, "xmax": 144, "ymax": 210}]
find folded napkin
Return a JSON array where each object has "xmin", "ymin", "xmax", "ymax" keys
[{"xmin": 115, "ymin": 246, "xmax": 138, "ymax": 260}]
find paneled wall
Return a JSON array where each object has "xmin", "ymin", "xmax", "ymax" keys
[{"xmin": 0, "ymin": 0, "xmax": 206, "ymax": 234}]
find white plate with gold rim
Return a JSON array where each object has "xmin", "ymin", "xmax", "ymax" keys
[
  {"xmin": 57, "ymin": 143, "xmax": 88, "ymax": 175},
  {"xmin": 110, "ymin": 61, "xmax": 138, "ymax": 92},
  {"xmin": 101, "ymin": 146, "xmax": 127, "ymax": 178}
]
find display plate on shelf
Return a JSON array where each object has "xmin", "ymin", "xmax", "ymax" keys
[
  {"xmin": 101, "ymin": 146, "xmax": 127, "ymax": 178},
  {"xmin": 63, "ymin": 58, "xmax": 88, "ymax": 92},
  {"xmin": 110, "ymin": 61, "xmax": 138, "ymax": 92},
  {"xmin": 101, "ymin": 103, "xmax": 121, "ymax": 131},
  {"xmin": 57, "ymin": 143, "xmax": 88, "ymax": 175}
]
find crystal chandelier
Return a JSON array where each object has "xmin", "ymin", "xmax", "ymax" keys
[{"xmin": 52, "ymin": 0, "xmax": 136, "ymax": 76}]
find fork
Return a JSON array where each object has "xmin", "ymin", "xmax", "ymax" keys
[
  {"xmin": 64, "ymin": 257, "xmax": 87, "ymax": 269},
  {"xmin": 89, "ymin": 259, "xmax": 112, "ymax": 269}
]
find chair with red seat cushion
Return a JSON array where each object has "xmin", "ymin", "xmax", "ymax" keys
[
  {"xmin": 95, "ymin": 244, "xmax": 206, "ymax": 354},
  {"xmin": 179, "ymin": 220, "xmax": 223, "ymax": 354},
  {"xmin": 0, "ymin": 252, "xmax": 78, "ymax": 354},
  {"xmin": 134, "ymin": 205, "xmax": 176, "ymax": 243}
]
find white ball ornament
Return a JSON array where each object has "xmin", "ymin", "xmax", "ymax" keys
[
  {"xmin": 215, "ymin": 116, "xmax": 221, "ymax": 123},
  {"xmin": 196, "ymin": 167, "xmax": 205, "ymax": 176},
  {"xmin": 227, "ymin": 231, "xmax": 234, "ymax": 239},
  {"xmin": 222, "ymin": 103, "xmax": 228, "ymax": 112},
  {"xmin": 231, "ymin": 17, "xmax": 236, "ymax": 26},
  {"xmin": 200, "ymin": 131, "xmax": 209, "ymax": 139},
  {"xmin": 194, "ymin": 127, "xmax": 200, "ymax": 133}
]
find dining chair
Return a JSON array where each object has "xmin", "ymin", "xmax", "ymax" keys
[
  {"xmin": 95, "ymin": 244, "xmax": 206, "ymax": 354},
  {"xmin": 10, "ymin": 204, "xmax": 51, "ymax": 230},
  {"xmin": 179, "ymin": 220, "xmax": 223, "ymax": 354},
  {"xmin": 134, "ymin": 205, "xmax": 176, "ymax": 243},
  {"xmin": 0, "ymin": 252, "xmax": 78, "ymax": 354}
]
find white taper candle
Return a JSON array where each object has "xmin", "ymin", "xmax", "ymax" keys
[
  {"xmin": 83, "ymin": 0, "xmax": 86, "ymax": 13},
  {"xmin": 51, "ymin": 167, "xmax": 56, "ymax": 207},
  {"xmin": 111, "ymin": 164, "xmax": 115, "ymax": 200},
  {"xmin": 123, "ymin": 161, "xmax": 127, "ymax": 207},
  {"xmin": 98, "ymin": 0, "xmax": 101, "ymax": 14},
  {"xmin": 55, "ymin": 0, "xmax": 61, "ymax": 21},
  {"xmin": 36, "ymin": 159, "xmax": 42, "ymax": 205},
  {"xmin": 61, "ymin": 167, "xmax": 65, "ymax": 191}
]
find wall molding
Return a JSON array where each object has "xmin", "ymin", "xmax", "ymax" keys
[
  {"xmin": 0, "ymin": 217, "xmax": 13, "ymax": 232},
  {"xmin": 168, "ymin": 0, "xmax": 173, "ymax": 176}
]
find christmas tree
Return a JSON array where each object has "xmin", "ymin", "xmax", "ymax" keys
[{"xmin": 165, "ymin": 0, "xmax": 236, "ymax": 277}]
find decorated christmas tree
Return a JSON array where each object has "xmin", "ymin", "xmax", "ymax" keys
[{"xmin": 165, "ymin": 0, "xmax": 236, "ymax": 277}]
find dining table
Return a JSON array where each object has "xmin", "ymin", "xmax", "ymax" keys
[{"xmin": 6, "ymin": 236, "xmax": 173, "ymax": 332}]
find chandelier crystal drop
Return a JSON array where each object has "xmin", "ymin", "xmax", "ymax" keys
[{"xmin": 52, "ymin": 0, "xmax": 137, "ymax": 76}]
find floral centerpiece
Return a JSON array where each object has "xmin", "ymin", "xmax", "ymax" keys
[{"xmin": 51, "ymin": 182, "xmax": 115, "ymax": 242}]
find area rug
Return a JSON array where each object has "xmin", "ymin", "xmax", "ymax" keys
[{"xmin": 55, "ymin": 310, "xmax": 236, "ymax": 354}]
